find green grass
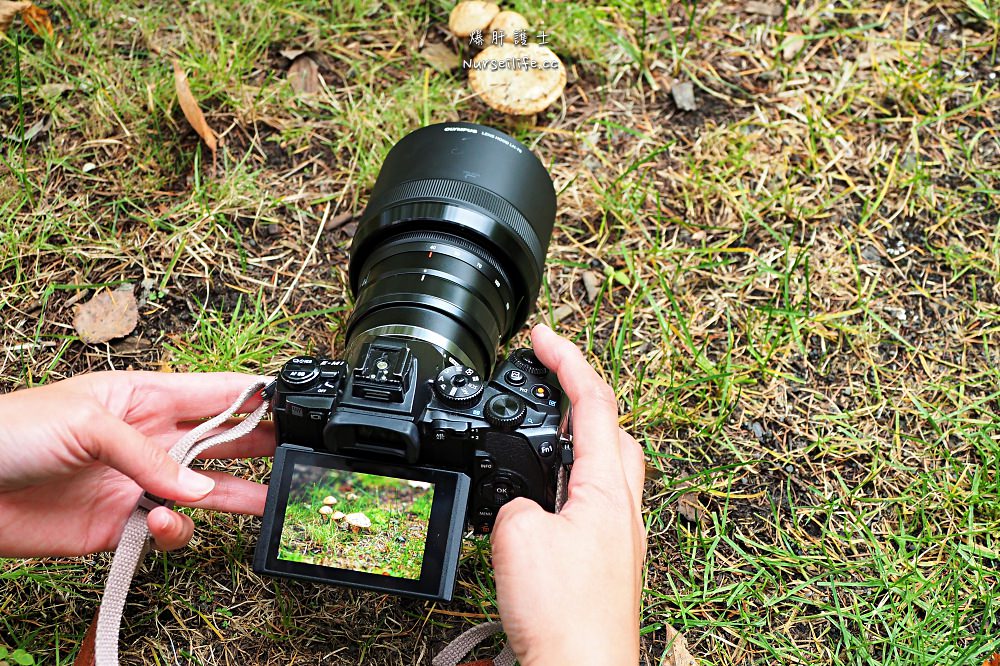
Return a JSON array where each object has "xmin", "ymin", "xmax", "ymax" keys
[{"xmin": 2, "ymin": 0, "xmax": 1000, "ymax": 664}]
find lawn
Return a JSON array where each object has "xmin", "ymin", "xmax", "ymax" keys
[{"xmin": 1, "ymin": 0, "xmax": 999, "ymax": 665}]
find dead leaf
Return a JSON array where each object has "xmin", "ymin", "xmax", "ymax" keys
[
  {"xmin": 420, "ymin": 42, "xmax": 460, "ymax": 73},
  {"xmin": 745, "ymin": 1, "xmax": 783, "ymax": 17},
  {"xmin": 21, "ymin": 2, "xmax": 51, "ymax": 36},
  {"xmin": 38, "ymin": 82, "xmax": 73, "ymax": 99},
  {"xmin": 3, "ymin": 115, "xmax": 50, "ymax": 143},
  {"xmin": 780, "ymin": 34, "xmax": 806, "ymax": 60},
  {"xmin": 287, "ymin": 54, "xmax": 321, "ymax": 96},
  {"xmin": 676, "ymin": 491, "xmax": 707, "ymax": 526},
  {"xmin": 0, "ymin": 1, "xmax": 30, "ymax": 33},
  {"xmin": 663, "ymin": 623, "xmax": 697, "ymax": 666},
  {"xmin": 982, "ymin": 653, "xmax": 1000, "ymax": 666},
  {"xmin": 73, "ymin": 284, "xmax": 139, "ymax": 344},
  {"xmin": 552, "ymin": 303, "xmax": 574, "ymax": 324},
  {"xmin": 171, "ymin": 60, "xmax": 217, "ymax": 154},
  {"xmin": 582, "ymin": 270, "xmax": 602, "ymax": 303},
  {"xmin": 671, "ymin": 81, "xmax": 697, "ymax": 111},
  {"xmin": 279, "ymin": 48, "xmax": 305, "ymax": 60}
]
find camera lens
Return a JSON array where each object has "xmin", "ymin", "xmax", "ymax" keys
[{"xmin": 346, "ymin": 122, "xmax": 556, "ymax": 373}]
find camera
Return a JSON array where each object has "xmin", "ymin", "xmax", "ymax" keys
[{"xmin": 254, "ymin": 122, "xmax": 572, "ymax": 601}]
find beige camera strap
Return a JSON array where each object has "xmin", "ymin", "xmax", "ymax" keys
[
  {"xmin": 84, "ymin": 380, "xmax": 558, "ymax": 666},
  {"xmin": 92, "ymin": 380, "xmax": 272, "ymax": 666}
]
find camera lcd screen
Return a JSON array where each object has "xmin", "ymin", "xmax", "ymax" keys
[
  {"xmin": 278, "ymin": 465, "xmax": 434, "ymax": 580},
  {"xmin": 255, "ymin": 446, "xmax": 469, "ymax": 601}
]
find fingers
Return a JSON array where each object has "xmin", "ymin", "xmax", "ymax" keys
[
  {"xmin": 80, "ymin": 408, "xmax": 216, "ymax": 503},
  {"xmin": 147, "ymin": 506, "xmax": 195, "ymax": 551},
  {"xmin": 124, "ymin": 372, "xmax": 272, "ymax": 421},
  {"xmin": 192, "ymin": 421, "xmax": 276, "ymax": 460},
  {"xmin": 530, "ymin": 325, "xmax": 624, "ymax": 489},
  {"xmin": 176, "ymin": 471, "xmax": 268, "ymax": 516},
  {"xmin": 618, "ymin": 430, "xmax": 646, "ymax": 516}
]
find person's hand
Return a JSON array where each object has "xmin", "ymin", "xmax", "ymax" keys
[
  {"xmin": 491, "ymin": 324, "xmax": 647, "ymax": 665},
  {"xmin": 0, "ymin": 372, "xmax": 275, "ymax": 557}
]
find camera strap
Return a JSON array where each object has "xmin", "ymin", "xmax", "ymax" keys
[
  {"xmin": 92, "ymin": 380, "xmax": 272, "ymax": 666},
  {"xmin": 86, "ymin": 380, "xmax": 563, "ymax": 666}
]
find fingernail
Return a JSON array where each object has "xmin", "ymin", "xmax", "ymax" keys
[
  {"xmin": 534, "ymin": 323, "xmax": 552, "ymax": 334},
  {"xmin": 179, "ymin": 469, "xmax": 215, "ymax": 497},
  {"xmin": 149, "ymin": 507, "xmax": 172, "ymax": 531}
]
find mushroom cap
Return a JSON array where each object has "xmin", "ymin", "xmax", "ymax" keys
[
  {"xmin": 345, "ymin": 512, "xmax": 372, "ymax": 530},
  {"xmin": 468, "ymin": 43, "xmax": 567, "ymax": 116},
  {"xmin": 318, "ymin": 505, "xmax": 334, "ymax": 516},
  {"xmin": 489, "ymin": 10, "xmax": 529, "ymax": 35},
  {"xmin": 331, "ymin": 511, "xmax": 346, "ymax": 521},
  {"xmin": 345, "ymin": 492, "xmax": 358, "ymax": 501},
  {"xmin": 322, "ymin": 495, "xmax": 338, "ymax": 506},
  {"xmin": 449, "ymin": 1, "xmax": 500, "ymax": 38}
]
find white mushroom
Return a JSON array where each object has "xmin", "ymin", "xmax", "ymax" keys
[
  {"xmin": 318, "ymin": 505, "xmax": 334, "ymax": 517},
  {"xmin": 322, "ymin": 495, "xmax": 338, "ymax": 506},
  {"xmin": 346, "ymin": 492, "xmax": 358, "ymax": 502},
  {"xmin": 488, "ymin": 10, "xmax": 529, "ymax": 36},
  {"xmin": 468, "ymin": 43, "xmax": 567, "ymax": 116},
  {"xmin": 449, "ymin": 1, "xmax": 500, "ymax": 38},
  {"xmin": 331, "ymin": 510, "xmax": 346, "ymax": 521},
  {"xmin": 345, "ymin": 512, "xmax": 372, "ymax": 532}
]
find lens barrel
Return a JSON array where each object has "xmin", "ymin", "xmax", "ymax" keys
[{"xmin": 346, "ymin": 123, "xmax": 556, "ymax": 372}]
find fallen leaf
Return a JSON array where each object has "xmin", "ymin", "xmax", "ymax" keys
[
  {"xmin": 171, "ymin": 60, "xmax": 217, "ymax": 154},
  {"xmin": 663, "ymin": 623, "xmax": 697, "ymax": 666},
  {"xmin": 671, "ymin": 81, "xmax": 697, "ymax": 111},
  {"xmin": 982, "ymin": 653, "xmax": 1000, "ymax": 666},
  {"xmin": 72, "ymin": 284, "xmax": 139, "ymax": 344},
  {"xmin": 3, "ymin": 115, "xmax": 50, "ymax": 143},
  {"xmin": 420, "ymin": 42, "xmax": 460, "ymax": 73},
  {"xmin": 552, "ymin": 303, "xmax": 574, "ymax": 324},
  {"xmin": 0, "ymin": 1, "xmax": 29, "ymax": 33},
  {"xmin": 676, "ymin": 491, "xmax": 707, "ymax": 526},
  {"xmin": 37, "ymin": 82, "xmax": 73, "ymax": 99},
  {"xmin": 21, "ymin": 2, "xmax": 51, "ymax": 36},
  {"xmin": 780, "ymin": 34, "xmax": 806, "ymax": 60},
  {"xmin": 287, "ymin": 54, "xmax": 321, "ymax": 96},
  {"xmin": 279, "ymin": 48, "xmax": 305, "ymax": 60},
  {"xmin": 582, "ymin": 270, "xmax": 602, "ymax": 303},
  {"xmin": 745, "ymin": 1, "xmax": 783, "ymax": 17}
]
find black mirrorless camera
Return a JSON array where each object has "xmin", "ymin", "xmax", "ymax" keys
[{"xmin": 254, "ymin": 123, "xmax": 572, "ymax": 601}]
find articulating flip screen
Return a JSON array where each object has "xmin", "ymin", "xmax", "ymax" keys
[{"xmin": 278, "ymin": 464, "xmax": 435, "ymax": 580}]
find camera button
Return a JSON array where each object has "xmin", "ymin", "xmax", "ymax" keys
[
  {"xmin": 538, "ymin": 441, "xmax": 555, "ymax": 457},
  {"xmin": 505, "ymin": 369, "xmax": 526, "ymax": 386},
  {"xmin": 476, "ymin": 506, "xmax": 496, "ymax": 521},
  {"xmin": 477, "ymin": 456, "xmax": 494, "ymax": 473},
  {"xmin": 530, "ymin": 384, "xmax": 550, "ymax": 401}
]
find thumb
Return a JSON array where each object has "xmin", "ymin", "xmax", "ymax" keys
[{"xmin": 79, "ymin": 407, "xmax": 216, "ymax": 502}]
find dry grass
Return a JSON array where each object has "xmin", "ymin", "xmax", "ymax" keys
[{"xmin": 2, "ymin": 0, "xmax": 999, "ymax": 664}]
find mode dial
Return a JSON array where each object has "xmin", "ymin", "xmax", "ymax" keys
[
  {"xmin": 434, "ymin": 366, "xmax": 486, "ymax": 407},
  {"xmin": 509, "ymin": 348, "xmax": 548, "ymax": 376},
  {"xmin": 280, "ymin": 356, "xmax": 319, "ymax": 387},
  {"xmin": 485, "ymin": 393, "xmax": 527, "ymax": 429}
]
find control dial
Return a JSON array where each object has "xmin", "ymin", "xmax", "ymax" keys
[
  {"xmin": 485, "ymin": 393, "xmax": 527, "ymax": 429},
  {"xmin": 280, "ymin": 356, "xmax": 319, "ymax": 387},
  {"xmin": 509, "ymin": 348, "xmax": 548, "ymax": 376},
  {"xmin": 434, "ymin": 365, "xmax": 485, "ymax": 407}
]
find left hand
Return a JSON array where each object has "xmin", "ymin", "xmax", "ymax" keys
[{"xmin": 0, "ymin": 371, "xmax": 275, "ymax": 557}]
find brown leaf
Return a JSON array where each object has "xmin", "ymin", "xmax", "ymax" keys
[
  {"xmin": 662, "ymin": 624, "xmax": 697, "ymax": 666},
  {"xmin": 21, "ymin": 2, "xmax": 51, "ymax": 36},
  {"xmin": 676, "ymin": 491, "xmax": 707, "ymax": 526},
  {"xmin": 983, "ymin": 654, "xmax": 1000, "ymax": 666},
  {"xmin": 72, "ymin": 284, "xmax": 139, "ymax": 344},
  {"xmin": 0, "ymin": 1, "xmax": 30, "ymax": 33},
  {"xmin": 420, "ymin": 42, "xmax": 460, "ymax": 73},
  {"xmin": 671, "ymin": 81, "xmax": 697, "ymax": 111},
  {"xmin": 745, "ymin": 1, "xmax": 783, "ymax": 17},
  {"xmin": 582, "ymin": 270, "xmax": 602, "ymax": 303},
  {"xmin": 171, "ymin": 60, "xmax": 217, "ymax": 153},
  {"xmin": 287, "ymin": 54, "xmax": 321, "ymax": 96}
]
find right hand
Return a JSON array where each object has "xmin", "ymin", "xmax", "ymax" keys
[{"xmin": 491, "ymin": 324, "xmax": 647, "ymax": 665}]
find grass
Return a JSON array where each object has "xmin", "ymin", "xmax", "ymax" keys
[
  {"xmin": 1, "ymin": 0, "xmax": 1000, "ymax": 664},
  {"xmin": 278, "ymin": 470, "xmax": 434, "ymax": 580}
]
